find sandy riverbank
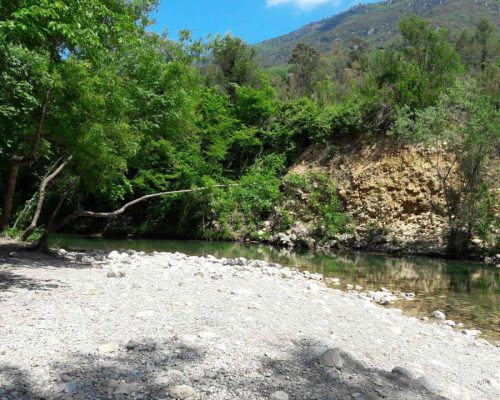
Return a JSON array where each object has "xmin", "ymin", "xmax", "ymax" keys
[{"xmin": 0, "ymin": 243, "xmax": 499, "ymax": 399}]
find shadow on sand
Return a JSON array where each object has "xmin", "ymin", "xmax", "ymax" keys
[{"xmin": 0, "ymin": 338, "xmax": 447, "ymax": 399}]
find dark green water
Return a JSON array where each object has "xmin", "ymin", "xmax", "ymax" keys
[{"xmin": 50, "ymin": 235, "xmax": 500, "ymax": 340}]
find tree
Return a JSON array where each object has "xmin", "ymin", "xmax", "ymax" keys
[
  {"xmin": 457, "ymin": 19, "xmax": 500, "ymax": 74},
  {"xmin": 205, "ymin": 34, "xmax": 261, "ymax": 97},
  {"xmin": 288, "ymin": 43, "xmax": 322, "ymax": 98},
  {"xmin": 398, "ymin": 16, "xmax": 463, "ymax": 108},
  {"xmin": 0, "ymin": 0, "xmax": 156, "ymax": 230},
  {"xmin": 391, "ymin": 78, "xmax": 499, "ymax": 257}
]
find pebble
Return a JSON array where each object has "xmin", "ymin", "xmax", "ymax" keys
[
  {"xmin": 432, "ymin": 310, "xmax": 446, "ymax": 320},
  {"xmin": 107, "ymin": 266, "xmax": 126, "ymax": 278},
  {"xmin": 58, "ymin": 380, "xmax": 78, "ymax": 393},
  {"xmin": 98, "ymin": 342, "xmax": 120, "ymax": 354},
  {"xmin": 270, "ymin": 391, "xmax": 289, "ymax": 400},
  {"xmin": 462, "ymin": 329, "xmax": 481, "ymax": 338},
  {"xmin": 417, "ymin": 376, "xmax": 441, "ymax": 394},
  {"xmin": 170, "ymin": 384, "xmax": 195, "ymax": 399},
  {"xmin": 391, "ymin": 366, "xmax": 418, "ymax": 380},
  {"xmin": 319, "ymin": 349, "xmax": 344, "ymax": 370}
]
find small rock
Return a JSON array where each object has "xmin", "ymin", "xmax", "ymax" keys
[
  {"xmin": 319, "ymin": 349, "xmax": 344, "ymax": 370},
  {"xmin": 417, "ymin": 376, "xmax": 441, "ymax": 394},
  {"xmin": 108, "ymin": 250, "xmax": 120, "ymax": 260},
  {"xmin": 270, "ymin": 391, "xmax": 289, "ymax": 400},
  {"xmin": 346, "ymin": 284, "xmax": 354, "ymax": 290},
  {"xmin": 391, "ymin": 366, "xmax": 418, "ymax": 380},
  {"xmin": 170, "ymin": 384, "xmax": 195, "ymax": 399},
  {"xmin": 432, "ymin": 310, "xmax": 446, "ymax": 320},
  {"xmin": 98, "ymin": 342, "xmax": 120, "ymax": 354},
  {"xmin": 107, "ymin": 266, "xmax": 126, "ymax": 278},
  {"xmin": 462, "ymin": 329, "xmax": 481, "ymax": 338},
  {"xmin": 444, "ymin": 320, "xmax": 456, "ymax": 327},
  {"xmin": 58, "ymin": 380, "xmax": 78, "ymax": 393},
  {"xmin": 354, "ymin": 285, "xmax": 363, "ymax": 291}
]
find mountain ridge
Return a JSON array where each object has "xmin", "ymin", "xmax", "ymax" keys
[{"xmin": 255, "ymin": 0, "xmax": 500, "ymax": 67}]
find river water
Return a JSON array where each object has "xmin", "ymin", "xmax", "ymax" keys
[{"xmin": 50, "ymin": 235, "xmax": 500, "ymax": 340}]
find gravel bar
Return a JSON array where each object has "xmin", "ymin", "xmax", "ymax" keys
[{"xmin": 0, "ymin": 245, "xmax": 499, "ymax": 400}]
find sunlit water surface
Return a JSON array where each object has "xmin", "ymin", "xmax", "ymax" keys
[{"xmin": 50, "ymin": 235, "xmax": 500, "ymax": 340}]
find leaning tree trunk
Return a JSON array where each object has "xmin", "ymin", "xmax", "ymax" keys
[
  {"xmin": 21, "ymin": 156, "xmax": 72, "ymax": 241},
  {"xmin": 36, "ymin": 184, "xmax": 234, "ymax": 252},
  {"xmin": 36, "ymin": 181, "xmax": 75, "ymax": 253},
  {"xmin": 0, "ymin": 89, "xmax": 51, "ymax": 231}
]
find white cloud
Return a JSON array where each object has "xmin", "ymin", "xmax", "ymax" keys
[{"xmin": 266, "ymin": 0, "xmax": 341, "ymax": 11}]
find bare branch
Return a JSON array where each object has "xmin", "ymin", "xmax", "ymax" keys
[
  {"xmin": 37, "ymin": 184, "xmax": 236, "ymax": 250},
  {"xmin": 21, "ymin": 156, "xmax": 73, "ymax": 241}
]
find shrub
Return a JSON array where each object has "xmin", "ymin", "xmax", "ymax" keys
[
  {"xmin": 282, "ymin": 171, "xmax": 352, "ymax": 240},
  {"xmin": 207, "ymin": 154, "xmax": 285, "ymax": 239}
]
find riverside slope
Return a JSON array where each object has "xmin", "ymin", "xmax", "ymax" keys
[{"xmin": 0, "ymin": 246, "xmax": 499, "ymax": 399}]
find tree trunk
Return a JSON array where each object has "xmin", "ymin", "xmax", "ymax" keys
[
  {"xmin": 21, "ymin": 156, "xmax": 72, "ymax": 241},
  {"xmin": 36, "ymin": 181, "xmax": 75, "ymax": 253},
  {"xmin": 0, "ymin": 157, "xmax": 23, "ymax": 230},
  {"xmin": 36, "ymin": 184, "xmax": 234, "ymax": 251},
  {"xmin": 0, "ymin": 89, "xmax": 51, "ymax": 231}
]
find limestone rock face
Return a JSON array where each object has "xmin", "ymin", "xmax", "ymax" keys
[{"xmin": 290, "ymin": 137, "xmax": 457, "ymax": 253}]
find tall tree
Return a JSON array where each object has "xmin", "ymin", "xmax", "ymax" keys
[
  {"xmin": 0, "ymin": 0, "xmax": 156, "ymax": 230},
  {"xmin": 204, "ymin": 34, "xmax": 261, "ymax": 97}
]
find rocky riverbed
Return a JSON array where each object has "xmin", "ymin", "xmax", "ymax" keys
[{"xmin": 0, "ymin": 244, "xmax": 499, "ymax": 399}]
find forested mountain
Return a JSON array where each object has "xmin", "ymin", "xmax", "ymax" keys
[{"xmin": 256, "ymin": 0, "xmax": 500, "ymax": 67}]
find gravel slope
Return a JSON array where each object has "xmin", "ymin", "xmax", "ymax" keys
[{"xmin": 0, "ymin": 246, "xmax": 499, "ymax": 400}]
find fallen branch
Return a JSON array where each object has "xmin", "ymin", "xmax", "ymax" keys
[{"xmin": 36, "ymin": 184, "xmax": 235, "ymax": 251}]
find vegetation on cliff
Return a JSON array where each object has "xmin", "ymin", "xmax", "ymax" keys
[{"xmin": 0, "ymin": 1, "xmax": 498, "ymax": 257}]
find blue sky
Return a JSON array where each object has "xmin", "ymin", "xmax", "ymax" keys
[{"xmin": 151, "ymin": 0, "xmax": 381, "ymax": 44}]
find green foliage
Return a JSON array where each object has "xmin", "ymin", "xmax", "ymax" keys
[
  {"xmin": 457, "ymin": 19, "xmax": 500, "ymax": 73},
  {"xmin": 234, "ymin": 84, "xmax": 276, "ymax": 127},
  {"xmin": 270, "ymin": 98, "xmax": 331, "ymax": 160},
  {"xmin": 1, "ymin": 226, "xmax": 22, "ymax": 239},
  {"xmin": 0, "ymin": 41, "xmax": 51, "ymax": 159},
  {"xmin": 391, "ymin": 77, "xmax": 499, "ymax": 255},
  {"xmin": 282, "ymin": 171, "xmax": 351, "ymax": 240},
  {"xmin": 205, "ymin": 34, "xmax": 261, "ymax": 96},
  {"xmin": 207, "ymin": 155, "xmax": 285, "ymax": 240}
]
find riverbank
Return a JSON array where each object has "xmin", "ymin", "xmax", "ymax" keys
[{"xmin": 1, "ymin": 243, "xmax": 499, "ymax": 399}]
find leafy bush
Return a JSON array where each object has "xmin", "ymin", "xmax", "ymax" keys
[
  {"xmin": 282, "ymin": 171, "xmax": 352, "ymax": 240},
  {"xmin": 207, "ymin": 154, "xmax": 285, "ymax": 239}
]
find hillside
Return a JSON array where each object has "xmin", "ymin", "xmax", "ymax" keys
[{"xmin": 256, "ymin": 0, "xmax": 500, "ymax": 67}]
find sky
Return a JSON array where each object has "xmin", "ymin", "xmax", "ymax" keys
[{"xmin": 151, "ymin": 0, "xmax": 381, "ymax": 44}]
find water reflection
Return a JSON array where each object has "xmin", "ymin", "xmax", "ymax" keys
[{"xmin": 50, "ymin": 235, "xmax": 500, "ymax": 340}]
